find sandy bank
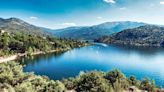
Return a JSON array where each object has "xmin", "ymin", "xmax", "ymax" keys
[{"xmin": 0, "ymin": 55, "xmax": 18, "ymax": 63}]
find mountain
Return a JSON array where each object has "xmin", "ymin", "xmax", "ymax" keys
[
  {"xmin": 51, "ymin": 21, "xmax": 146, "ymax": 40},
  {"xmin": 96, "ymin": 25, "xmax": 164, "ymax": 47},
  {"xmin": 0, "ymin": 17, "xmax": 51, "ymax": 36}
]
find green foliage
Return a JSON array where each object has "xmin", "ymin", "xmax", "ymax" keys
[
  {"xmin": 97, "ymin": 25, "xmax": 164, "ymax": 47},
  {"xmin": 52, "ymin": 21, "xmax": 145, "ymax": 40},
  {"xmin": 62, "ymin": 78, "xmax": 77, "ymax": 90},
  {"xmin": 75, "ymin": 71, "xmax": 111, "ymax": 92},
  {"xmin": 105, "ymin": 69, "xmax": 129, "ymax": 90},
  {"xmin": 140, "ymin": 78, "xmax": 156, "ymax": 92},
  {"xmin": 1, "ymin": 32, "xmax": 10, "ymax": 47},
  {"xmin": 0, "ymin": 62, "xmax": 66, "ymax": 92},
  {"xmin": 0, "ymin": 62, "xmax": 160, "ymax": 92},
  {"xmin": 0, "ymin": 32, "xmax": 88, "ymax": 57},
  {"xmin": 128, "ymin": 75, "xmax": 139, "ymax": 87},
  {"xmin": 27, "ymin": 46, "xmax": 33, "ymax": 56}
]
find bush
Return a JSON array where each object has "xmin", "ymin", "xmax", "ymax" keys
[
  {"xmin": 62, "ymin": 78, "xmax": 77, "ymax": 90},
  {"xmin": 128, "ymin": 75, "xmax": 139, "ymax": 87},
  {"xmin": 75, "ymin": 71, "xmax": 112, "ymax": 92},
  {"xmin": 105, "ymin": 69, "xmax": 129, "ymax": 90},
  {"xmin": 0, "ymin": 62, "xmax": 66, "ymax": 92},
  {"xmin": 0, "ymin": 62, "xmax": 160, "ymax": 92},
  {"xmin": 140, "ymin": 78, "xmax": 156, "ymax": 92}
]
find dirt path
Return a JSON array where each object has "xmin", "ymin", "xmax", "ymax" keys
[{"xmin": 0, "ymin": 55, "xmax": 18, "ymax": 63}]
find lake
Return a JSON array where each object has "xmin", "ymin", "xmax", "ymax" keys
[{"xmin": 21, "ymin": 44, "xmax": 164, "ymax": 87}]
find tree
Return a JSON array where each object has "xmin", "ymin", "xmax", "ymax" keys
[
  {"xmin": 128, "ymin": 76, "xmax": 139, "ymax": 87},
  {"xmin": 105, "ymin": 69, "xmax": 129, "ymax": 89},
  {"xmin": 0, "ymin": 62, "xmax": 160, "ymax": 92},
  {"xmin": 140, "ymin": 78, "xmax": 156, "ymax": 92},
  {"xmin": 27, "ymin": 46, "xmax": 33, "ymax": 56},
  {"xmin": 0, "ymin": 62, "xmax": 66, "ymax": 92},
  {"xmin": 1, "ymin": 32, "xmax": 10, "ymax": 48},
  {"xmin": 75, "ymin": 71, "xmax": 112, "ymax": 92},
  {"xmin": 62, "ymin": 78, "xmax": 76, "ymax": 90}
]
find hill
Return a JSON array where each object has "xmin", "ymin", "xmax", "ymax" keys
[
  {"xmin": 0, "ymin": 17, "xmax": 51, "ymax": 36},
  {"xmin": 51, "ymin": 21, "xmax": 146, "ymax": 40},
  {"xmin": 0, "ymin": 31, "xmax": 88, "ymax": 57},
  {"xmin": 96, "ymin": 25, "xmax": 164, "ymax": 46}
]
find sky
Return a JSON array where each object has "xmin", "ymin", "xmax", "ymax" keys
[{"xmin": 0, "ymin": 0, "xmax": 164, "ymax": 29}]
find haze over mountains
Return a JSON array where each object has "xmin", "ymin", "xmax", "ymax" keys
[{"xmin": 51, "ymin": 21, "xmax": 146, "ymax": 40}]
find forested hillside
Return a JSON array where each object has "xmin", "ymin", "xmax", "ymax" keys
[
  {"xmin": 52, "ymin": 21, "xmax": 145, "ymax": 40},
  {"xmin": 0, "ymin": 31, "xmax": 88, "ymax": 57},
  {"xmin": 96, "ymin": 25, "xmax": 164, "ymax": 47}
]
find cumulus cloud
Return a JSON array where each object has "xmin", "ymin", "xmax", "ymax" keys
[
  {"xmin": 160, "ymin": 1, "xmax": 164, "ymax": 5},
  {"xmin": 29, "ymin": 16, "xmax": 38, "ymax": 20},
  {"xmin": 103, "ymin": 0, "xmax": 116, "ymax": 4}
]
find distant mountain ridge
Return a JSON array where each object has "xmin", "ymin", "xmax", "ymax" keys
[
  {"xmin": 0, "ymin": 17, "xmax": 51, "ymax": 36},
  {"xmin": 96, "ymin": 25, "xmax": 164, "ymax": 46},
  {"xmin": 51, "ymin": 21, "xmax": 146, "ymax": 40},
  {"xmin": 0, "ymin": 17, "xmax": 150, "ymax": 41}
]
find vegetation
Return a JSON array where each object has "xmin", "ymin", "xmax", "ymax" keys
[
  {"xmin": 96, "ymin": 25, "xmax": 164, "ymax": 47},
  {"xmin": 0, "ymin": 62, "xmax": 162, "ymax": 92},
  {"xmin": 0, "ymin": 17, "xmax": 51, "ymax": 37},
  {"xmin": 52, "ymin": 21, "xmax": 145, "ymax": 40},
  {"xmin": 0, "ymin": 62, "xmax": 66, "ymax": 92},
  {"xmin": 0, "ymin": 31, "xmax": 88, "ymax": 57}
]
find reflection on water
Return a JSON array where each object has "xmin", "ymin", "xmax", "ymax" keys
[
  {"xmin": 21, "ymin": 44, "xmax": 164, "ymax": 87},
  {"xmin": 21, "ymin": 51, "xmax": 64, "ymax": 65}
]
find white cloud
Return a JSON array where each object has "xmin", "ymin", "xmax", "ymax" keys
[
  {"xmin": 59, "ymin": 22, "xmax": 77, "ymax": 26},
  {"xmin": 29, "ymin": 16, "xmax": 38, "ymax": 20},
  {"xmin": 160, "ymin": 1, "xmax": 164, "ymax": 5},
  {"xmin": 97, "ymin": 16, "xmax": 103, "ymax": 19},
  {"xmin": 119, "ymin": 7, "xmax": 127, "ymax": 10},
  {"xmin": 103, "ymin": 0, "xmax": 115, "ymax": 4}
]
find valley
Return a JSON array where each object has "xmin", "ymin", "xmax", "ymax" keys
[
  {"xmin": 1, "ymin": 0, "xmax": 164, "ymax": 91},
  {"xmin": 0, "ymin": 17, "xmax": 164, "ymax": 92}
]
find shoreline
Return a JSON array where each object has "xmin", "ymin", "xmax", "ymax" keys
[{"xmin": 0, "ymin": 49, "xmax": 70, "ymax": 64}]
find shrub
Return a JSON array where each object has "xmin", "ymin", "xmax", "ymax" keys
[
  {"xmin": 0, "ymin": 62, "xmax": 66, "ymax": 92},
  {"xmin": 75, "ymin": 71, "xmax": 111, "ymax": 92},
  {"xmin": 128, "ymin": 75, "xmax": 139, "ymax": 87},
  {"xmin": 105, "ymin": 69, "xmax": 129, "ymax": 90},
  {"xmin": 140, "ymin": 78, "xmax": 156, "ymax": 92}
]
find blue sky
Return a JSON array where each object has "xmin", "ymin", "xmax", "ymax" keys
[{"xmin": 0, "ymin": 0, "xmax": 164, "ymax": 29}]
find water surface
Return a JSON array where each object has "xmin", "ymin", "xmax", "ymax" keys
[{"xmin": 22, "ymin": 44, "xmax": 164, "ymax": 87}]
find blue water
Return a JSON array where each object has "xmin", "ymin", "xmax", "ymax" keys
[{"xmin": 22, "ymin": 44, "xmax": 164, "ymax": 87}]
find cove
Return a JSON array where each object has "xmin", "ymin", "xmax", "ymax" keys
[{"xmin": 21, "ymin": 44, "xmax": 164, "ymax": 87}]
